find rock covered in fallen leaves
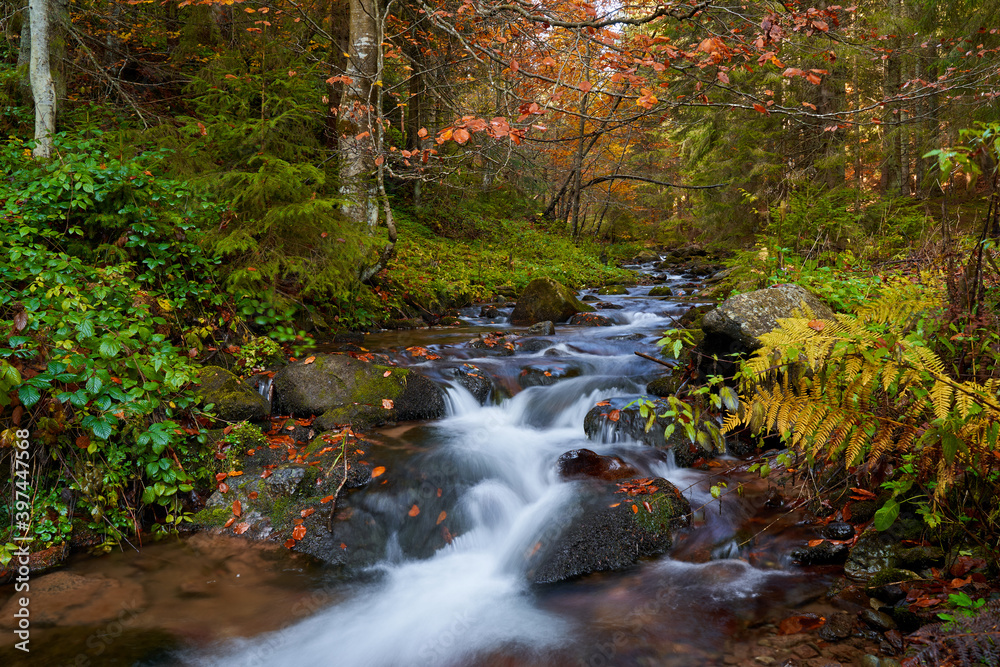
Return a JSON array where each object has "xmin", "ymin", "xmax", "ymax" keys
[
  {"xmin": 273, "ymin": 353, "xmax": 444, "ymax": 424},
  {"xmin": 509, "ymin": 277, "xmax": 594, "ymax": 326},
  {"xmin": 556, "ymin": 449, "xmax": 638, "ymax": 481},
  {"xmin": 582, "ymin": 396, "xmax": 712, "ymax": 467},
  {"xmin": 467, "ymin": 332, "xmax": 518, "ymax": 356},
  {"xmin": 568, "ymin": 312, "xmax": 615, "ymax": 327},
  {"xmin": 518, "ymin": 363, "xmax": 581, "ymax": 389},
  {"xmin": 527, "ymin": 476, "xmax": 690, "ymax": 584}
]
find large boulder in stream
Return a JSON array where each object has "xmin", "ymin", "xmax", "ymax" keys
[
  {"xmin": 510, "ymin": 277, "xmax": 594, "ymax": 326},
  {"xmin": 527, "ymin": 476, "xmax": 691, "ymax": 584},
  {"xmin": 583, "ymin": 396, "xmax": 712, "ymax": 467},
  {"xmin": 273, "ymin": 353, "xmax": 445, "ymax": 426},
  {"xmin": 197, "ymin": 365, "xmax": 271, "ymax": 422}
]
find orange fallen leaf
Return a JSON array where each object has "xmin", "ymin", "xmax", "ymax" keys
[
  {"xmin": 233, "ymin": 522, "xmax": 249, "ymax": 535},
  {"xmin": 408, "ymin": 504, "xmax": 420, "ymax": 517},
  {"xmin": 436, "ymin": 511, "xmax": 447, "ymax": 525},
  {"xmin": 807, "ymin": 539, "xmax": 825, "ymax": 547},
  {"xmin": 320, "ymin": 495, "xmax": 335, "ymax": 503},
  {"xmin": 261, "ymin": 469, "xmax": 272, "ymax": 479},
  {"xmin": 233, "ymin": 500, "xmax": 242, "ymax": 517},
  {"xmin": 229, "ymin": 470, "xmax": 243, "ymax": 477},
  {"xmin": 608, "ymin": 409, "xmax": 621, "ymax": 422},
  {"xmin": 383, "ymin": 370, "xmax": 392, "ymax": 377},
  {"xmin": 218, "ymin": 482, "xmax": 230, "ymax": 493},
  {"xmin": 372, "ymin": 466, "xmax": 386, "ymax": 478},
  {"xmin": 595, "ymin": 400, "xmax": 610, "ymax": 407},
  {"xmin": 382, "ymin": 398, "xmax": 394, "ymax": 409},
  {"xmin": 223, "ymin": 517, "xmax": 236, "ymax": 528},
  {"xmin": 303, "ymin": 356, "xmax": 316, "ymax": 364},
  {"xmin": 340, "ymin": 542, "xmax": 347, "ymax": 550},
  {"xmin": 301, "ymin": 508, "xmax": 315, "ymax": 518},
  {"xmin": 632, "ymin": 504, "xmax": 639, "ymax": 514},
  {"xmin": 215, "ymin": 473, "xmax": 228, "ymax": 482},
  {"xmin": 284, "ymin": 538, "xmax": 296, "ymax": 549},
  {"xmin": 292, "ymin": 524, "xmax": 307, "ymax": 540},
  {"xmin": 807, "ymin": 320, "xmax": 826, "ymax": 331},
  {"xmin": 248, "ymin": 491, "xmax": 258, "ymax": 500},
  {"xmin": 608, "ymin": 502, "xmax": 621, "ymax": 508}
]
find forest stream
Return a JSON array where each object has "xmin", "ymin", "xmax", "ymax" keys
[{"xmin": 2, "ymin": 261, "xmax": 875, "ymax": 667}]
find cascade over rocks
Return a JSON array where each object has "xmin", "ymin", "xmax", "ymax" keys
[
  {"xmin": 448, "ymin": 363, "xmax": 496, "ymax": 404},
  {"xmin": 509, "ymin": 277, "xmax": 594, "ymax": 325},
  {"xmin": 583, "ymin": 396, "xmax": 710, "ymax": 467},
  {"xmin": 197, "ymin": 366, "xmax": 271, "ymax": 422},
  {"xmin": 527, "ymin": 476, "xmax": 690, "ymax": 584},
  {"xmin": 273, "ymin": 353, "xmax": 445, "ymax": 424}
]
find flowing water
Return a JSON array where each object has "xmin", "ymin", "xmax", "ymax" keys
[{"xmin": 2, "ymin": 265, "xmax": 836, "ymax": 667}]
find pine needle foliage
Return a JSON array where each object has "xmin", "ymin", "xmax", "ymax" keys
[{"xmin": 723, "ymin": 277, "xmax": 1000, "ymax": 503}]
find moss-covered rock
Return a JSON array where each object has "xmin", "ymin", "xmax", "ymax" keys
[
  {"xmin": 527, "ymin": 476, "xmax": 690, "ymax": 584},
  {"xmin": 273, "ymin": 353, "xmax": 444, "ymax": 424},
  {"xmin": 648, "ymin": 285, "xmax": 674, "ymax": 297},
  {"xmin": 645, "ymin": 373, "xmax": 682, "ymax": 398},
  {"xmin": 197, "ymin": 365, "xmax": 270, "ymax": 422},
  {"xmin": 510, "ymin": 277, "xmax": 594, "ymax": 325},
  {"xmin": 844, "ymin": 530, "xmax": 898, "ymax": 581},
  {"xmin": 568, "ymin": 312, "xmax": 615, "ymax": 327},
  {"xmin": 597, "ymin": 285, "xmax": 628, "ymax": 296}
]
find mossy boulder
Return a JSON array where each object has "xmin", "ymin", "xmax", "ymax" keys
[
  {"xmin": 527, "ymin": 476, "xmax": 690, "ymax": 584},
  {"xmin": 273, "ymin": 354, "xmax": 444, "ymax": 424},
  {"xmin": 645, "ymin": 373, "xmax": 683, "ymax": 398},
  {"xmin": 583, "ymin": 396, "xmax": 713, "ymax": 467},
  {"xmin": 844, "ymin": 530, "xmax": 898, "ymax": 581},
  {"xmin": 197, "ymin": 365, "xmax": 270, "ymax": 422},
  {"xmin": 510, "ymin": 277, "xmax": 594, "ymax": 325},
  {"xmin": 597, "ymin": 285, "xmax": 628, "ymax": 296},
  {"xmin": 648, "ymin": 286, "xmax": 674, "ymax": 297}
]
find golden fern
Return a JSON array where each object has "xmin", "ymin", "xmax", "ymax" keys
[{"xmin": 725, "ymin": 279, "xmax": 1000, "ymax": 496}]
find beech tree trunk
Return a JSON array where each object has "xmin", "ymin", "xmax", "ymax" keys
[{"xmin": 29, "ymin": 0, "xmax": 56, "ymax": 158}]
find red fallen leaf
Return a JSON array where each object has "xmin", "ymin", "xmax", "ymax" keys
[
  {"xmin": 372, "ymin": 466, "xmax": 386, "ymax": 478},
  {"xmin": 408, "ymin": 504, "xmax": 420, "ymax": 517},
  {"xmin": 218, "ymin": 482, "xmax": 230, "ymax": 493},
  {"xmin": 913, "ymin": 598, "xmax": 942, "ymax": 607},
  {"xmin": 595, "ymin": 400, "xmax": 611, "ymax": 407},
  {"xmin": 292, "ymin": 524, "xmax": 307, "ymax": 540},
  {"xmin": 778, "ymin": 614, "xmax": 825, "ymax": 635},
  {"xmin": 222, "ymin": 424, "xmax": 236, "ymax": 435},
  {"xmin": 320, "ymin": 495, "xmax": 335, "ymax": 503},
  {"xmin": 284, "ymin": 538, "xmax": 296, "ymax": 549},
  {"xmin": 608, "ymin": 409, "xmax": 621, "ymax": 422},
  {"xmin": 753, "ymin": 103, "xmax": 768, "ymax": 114},
  {"xmin": 233, "ymin": 500, "xmax": 242, "ymax": 517},
  {"xmin": 261, "ymin": 469, "xmax": 272, "ymax": 479},
  {"xmin": 642, "ymin": 501, "xmax": 653, "ymax": 513},
  {"xmin": 807, "ymin": 539, "xmax": 825, "ymax": 547},
  {"xmin": 436, "ymin": 511, "xmax": 447, "ymax": 525},
  {"xmin": 301, "ymin": 508, "xmax": 316, "ymax": 518},
  {"xmin": 807, "ymin": 319, "xmax": 826, "ymax": 331},
  {"xmin": 850, "ymin": 487, "xmax": 876, "ymax": 500},
  {"xmin": 382, "ymin": 399, "xmax": 394, "ymax": 409},
  {"xmin": 950, "ymin": 576, "xmax": 972, "ymax": 588},
  {"xmin": 437, "ymin": 488, "xmax": 442, "ymax": 497},
  {"xmin": 842, "ymin": 503, "xmax": 852, "ymax": 522},
  {"xmin": 233, "ymin": 522, "xmax": 250, "ymax": 535},
  {"xmin": 303, "ymin": 356, "xmax": 316, "ymax": 364},
  {"xmin": 632, "ymin": 504, "xmax": 639, "ymax": 514},
  {"xmin": 76, "ymin": 435, "xmax": 90, "ymax": 449},
  {"xmin": 223, "ymin": 517, "xmax": 236, "ymax": 528},
  {"xmin": 340, "ymin": 543, "xmax": 347, "ymax": 550},
  {"xmin": 248, "ymin": 492, "xmax": 259, "ymax": 500}
]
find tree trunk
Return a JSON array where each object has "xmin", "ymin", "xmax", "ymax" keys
[
  {"xmin": 339, "ymin": 0, "xmax": 379, "ymax": 229},
  {"xmin": 880, "ymin": 0, "xmax": 902, "ymax": 196},
  {"xmin": 29, "ymin": 0, "xmax": 56, "ymax": 158}
]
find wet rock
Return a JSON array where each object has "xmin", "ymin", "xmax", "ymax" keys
[
  {"xmin": 583, "ymin": 396, "xmax": 714, "ymax": 467},
  {"xmin": 274, "ymin": 354, "xmax": 445, "ymax": 422},
  {"xmin": 528, "ymin": 477, "xmax": 691, "ymax": 584},
  {"xmin": 844, "ymin": 531, "xmax": 897, "ymax": 581},
  {"xmin": 197, "ymin": 365, "xmax": 270, "ymax": 422},
  {"xmin": 860, "ymin": 609, "xmax": 897, "ymax": 632},
  {"xmin": 448, "ymin": 363, "xmax": 495, "ymax": 404},
  {"xmin": 868, "ymin": 583, "xmax": 905, "ymax": 605},
  {"xmin": 597, "ymin": 285, "xmax": 628, "ymax": 295},
  {"xmin": 265, "ymin": 466, "xmax": 307, "ymax": 496},
  {"xmin": 608, "ymin": 332, "xmax": 644, "ymax": 341},
  {"xmin": 791, "ymin": 540, "xmax": 850, "ymax": 565},
  {"xmin": 594, "ymin": 301, "xmax": 624, "ymax": 310},
  {"xmin": 847, "ymin": 500, "xmax": 878, "ymax": 524},
  {"xmin": 517, "ymin": 337, "xmax": 555, "ymax": 352},
  {"xmin": 569, "ymin": 312, "xmax": 615, "ymax": 327},
  {"xmin": 679, "ymin": 305, "xmax": 714, "ymax": 329},
  {"xmin": 866, "ymin": 567, "xmax": 919, "ymax": 588},
  {"xmin": 633, "ymin": 250, "xmax": 661, "ymax": 263},
  {"xmin": 705, "ymin": 267, "xmax": 735, "ymax": 285},
  {"xmin": 818, "ymin": 611, "xmax": 856, "ymax": 641},
  {"xmin": 479, "ymin": 305, "xmax": 501, "ymax": 318},
  {"xmin": 519, "ymin": 364, "xmax": 581, "ymax": 389},
  {"xmin": 646, "ymin": 373, "xmax": 683, "ymax": 397},
  {"xmin": 823, "ymin": 521, "xmax": 855, "ymax": 541},
  {"xmin": 381, "ymin": 317, "xmax": 425, "ymax": 330},
  {"xmin": 437, "ymin": 316, "xmax": 462, "ymax": 326},
  {"xmin": 468, "ymin": 332, "xmax": 518, "ymax": 356},
  {"xmin": 314, "ymin": 402, "xmax": 389, "ymax": 431},
  {"xmin": 556, "ymin": 449, "xmax": 638, "ymax": 481},
  {"xmin": 581, "ymin": 294, "xmax": 600, "ymax": 302},
  {"xmin": 527, "ymin": 321, "xmax": 556, "ymax": 336},
  {"xmin": 0, "ymin": 571, "xmax": 146, "ymax": 628},
  {"xmin": 510, "ymin": 278, "xmax": 594, "ymax": 325},
  {"xmin": 648, "ymin": 285, "xmax": 674, "ymax": 297}
]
